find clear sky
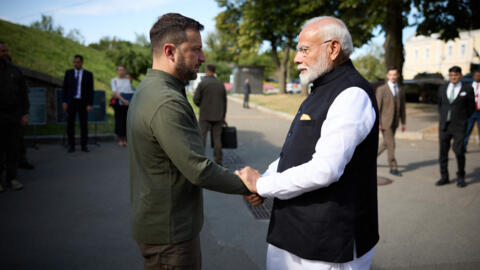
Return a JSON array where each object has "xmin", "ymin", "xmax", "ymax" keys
[{"xmin": 1, "ymin": 0, "xmax": 417, "ymax": 58}]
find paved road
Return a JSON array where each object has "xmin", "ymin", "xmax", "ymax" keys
[{"xmin": 1, "ymin": 96, "xmax": 479, "ymax": 269}]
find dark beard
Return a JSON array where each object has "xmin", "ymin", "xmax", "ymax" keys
[{"xmin": 175, "ymin": 52, "xmax": 197, "ymax": 81}]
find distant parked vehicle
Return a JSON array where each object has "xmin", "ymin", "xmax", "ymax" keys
[{"xmin": 286, "ymin": 79, "xmax": 301, "ymax": 94}]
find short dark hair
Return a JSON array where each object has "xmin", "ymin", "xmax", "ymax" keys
[
  {"xmin": 206, "ymin": 64, "xmax": 215, "ymax": 73},
  {"xmin": 448, "ymin": 66, "xmax": 462, "ymax": 73},
  {"xmin": 150, "ymin": 13, "xmax": 204, "ymax": 54},
  {"xmin": 387, "ymin": 66, "xmax": 398, "ymax": 72},
  {"xmin": 473, "ymin": 69, "xmax": 480, "ymax": 75},
  {"xmin": 74, "ymin": 54, "xmax": 83, "ymax": 62}
]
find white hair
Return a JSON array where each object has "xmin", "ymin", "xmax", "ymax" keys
[{"xmin": 302, "ymin": 16, "xmax": 353, "ymax": 57}]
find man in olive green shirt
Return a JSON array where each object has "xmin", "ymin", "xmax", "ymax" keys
[{"xmin": 127, "ymin": 13, "xmax": 258, "ymax": 270}]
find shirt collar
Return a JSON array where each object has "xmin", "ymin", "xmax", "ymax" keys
[{"xmin": 146, "ymin": 68, "xmax": 188, "ymax": 96}]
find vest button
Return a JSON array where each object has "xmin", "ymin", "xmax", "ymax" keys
[{"xmin": 288, "ymin": 132, "xmax": 292, "ymax": 137}]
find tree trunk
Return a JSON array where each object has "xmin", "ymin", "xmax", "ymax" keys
[
  {"xmin": 278, "ymin": 46, "xmax": 290, "ymax": 94},
  {"xmin": 383, "ymin": 0, "xmax": 404, "ymax": 82}
]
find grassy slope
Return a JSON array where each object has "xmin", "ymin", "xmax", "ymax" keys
[
  {"xmin": 0, "ymin": 19, "xmax": 116, "ymax": 90},
  {"xmin": 0, "ymin": 19, "xmax": 120, "ymax": 135}
]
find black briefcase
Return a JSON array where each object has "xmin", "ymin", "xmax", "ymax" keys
[{"xmin": 211, "ymin": 126, "xmax": 237, "ymax": 149}]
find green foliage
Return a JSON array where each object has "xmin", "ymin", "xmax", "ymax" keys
[
  {"xmin": 88, "ymin": 37, "xmax": 152, "ymax": 81},
  {"xmin": 30, "ymin": 14, "xmax": 64, "ymax": 36},
  {"xmin": 414, "ymin": 0, "xmax": 480, "ymax": 41},
  {"xmin": 353, "ymin": 43, "xmax": 386, "ymax": 81},
  {"xmin": 0, "ymin": 19, "xmax": 116, "ymax": 91}
]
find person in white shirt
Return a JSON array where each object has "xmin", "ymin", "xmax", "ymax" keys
[
  {"xmin": 111, "ymin": 65, "xmax": 134, "ymax": 146},
  {"xmin": 376, "ymin": 67, "xmax": 406, "ymax": 176},
  {"xmin": 239, "ymin": 16, "xmax": 379, "ymax": 270},
  {"xmin": 464, "ymin": 69, "xmax": 480, "ymax": 151}
]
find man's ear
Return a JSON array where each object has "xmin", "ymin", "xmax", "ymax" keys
[
  {"xmin": 164, "ymin": 43, "xmax": 176, "ymax": 63},
  {"xmin": 329, "ymin": 40, "xmax": 341, "ymax": 61}
]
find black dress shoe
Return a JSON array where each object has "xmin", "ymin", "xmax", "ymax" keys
[
  {"xmin": 390, "ymin": 169, "xmax": 402, "ymax": 176},
  {"xmin": 67, "ymin": 147, "xmax": 75, "ymax": 153},
  {"xmin": 81, "ymin": 146, "xmax": 90, "ymax": 152},
  {"xmin": 19, "ymin": 161, "xmax": 35, "ymax": 170},
  {"xmin": 435, "ymin": 178, "xmax": 449, "ymax": 186},
  {"xmin": 456, "ymin": 177, "xmax": 467, "ymax": 188}
]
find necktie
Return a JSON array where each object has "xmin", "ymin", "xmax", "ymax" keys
[
  {"xmin": 447, "ymin": 84, "xmax": 456, "ymax": 121},
  {"xmin": 75, "ymin": 70, "xmax": 80, "ymax": 97},
  {"xmin": 448, "ymin": 84, "xmax": 456, "ymax": 103},
  {"xmin": 393, "ymin": 84, "xmax": 398, "ymax": 96}
]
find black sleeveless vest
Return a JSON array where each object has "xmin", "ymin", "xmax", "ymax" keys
[{"xmin": 266, "ymin": 60, "xmax": 379, "ymax": 263}]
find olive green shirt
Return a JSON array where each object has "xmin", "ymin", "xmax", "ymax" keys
[{"xmin": 127, "ymin": 69, "xmax": 248, "ymax": 244}]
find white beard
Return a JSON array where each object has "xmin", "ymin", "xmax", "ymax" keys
[{"xmin": 298, "ymin": 52, "xmax": 332, "ymax": 85}]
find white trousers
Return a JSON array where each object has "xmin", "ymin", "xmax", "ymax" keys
[{"xmin": 266, "ymin": 244, "xmax": 375, "ymax": 270}]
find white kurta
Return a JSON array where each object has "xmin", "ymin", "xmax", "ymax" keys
[{"xmin": 256, "ymin": 87, "xmax": 377, "ymax": 270}]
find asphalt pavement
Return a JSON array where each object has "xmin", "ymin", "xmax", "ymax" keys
[{"xmin": 0, "ymin": 95, "xmax": 479, "ymax": 270}]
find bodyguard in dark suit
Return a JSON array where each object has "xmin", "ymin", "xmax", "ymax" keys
[
  {"xmin": 436, "ymin": 66, "xmax": 475, "ymax": 188},
  {"xmin": 62, "ymin": 55, "xmax": 94, "ymax": 152}
]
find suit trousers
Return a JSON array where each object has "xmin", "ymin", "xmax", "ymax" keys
[
  {"xmin": 199, "ymin": 120, "xmax": 223, "ymax": 164},
  {"xmin": 0, "ymin": 120, "xmax": 20, "ymax": 182},
  {"xmin": 137, "ymin": 236, "xmax": 201, "ymax": 270},
  {"xmin": 67, "ymin": 99, "xmax": 88, "ymax": 148},
  {"xmin": 439, "ymin": 123, "xmax": 466, "ymax": 180},
  {"xmin": 378, "ymin": 127, "xmax": 397, "ymax": 169}
]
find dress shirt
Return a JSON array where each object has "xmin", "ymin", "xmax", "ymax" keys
[
  {"xmin": 472, "ymin": 81, "xmax": 479, "ymax": 111},
  {"xmin": 74, "ymin": 69, "xmax": 83, "ymax": 99},
  {"xmin": 387, "ymin": 80, "xmax": 398, "ymax": 96},
  {"xmin": 447, "ymin": 82, "xmax": 462, "ymax": 103},
  {"xmin": 257, "ymin": 87, "xmax": 376, "ymax": 200}
]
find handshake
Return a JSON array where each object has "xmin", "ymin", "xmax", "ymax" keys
[{"xmin": 235, "ymin": 166, "xmax": 265, "ymax": 206}]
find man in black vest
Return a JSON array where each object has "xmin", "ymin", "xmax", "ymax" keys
[
  {"xmin": 62, "ymin": 55, "xmax": 94, "ymax": 153},
  {"xmin": 436, "ymin": 66, "xmax": 475, "ymax": 188},
  {"xmin": 237, "ymin": 16, "xmax": 379, "ymax": 269}
]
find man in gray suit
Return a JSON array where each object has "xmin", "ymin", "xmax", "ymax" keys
[
  {"xmin": 194, "ymin": 64, "xmax": 227, "ymax": 165},
  {"xmin": 376, "ymin": 67, "xmax": 406, "ymax": 176}
]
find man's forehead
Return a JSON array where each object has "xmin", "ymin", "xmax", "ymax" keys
[
  {"xmin": 298, "ymin": 25, "xmax": 321, "ymax": 45},
  {"xmin": 185, "ymin": 29, "xmax": 202, "ymax": 44}
]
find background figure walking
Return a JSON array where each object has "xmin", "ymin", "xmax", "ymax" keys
[
  {"xmin": 436, "ymin": 66, "xmax": 475, "ymax": 188},
  {"xmin": 464, "ymin": 69, "xmax": 480, "ymax": 151},
  {"xmin": 243, "ymin": 77, "xmax": 251, "ymax": 108},
  {"xmin": 376, "ymin": 67, "xmax": 406, "ymax": 176},
  {"xmin": 193, "ymin": 64, "xmax": 227, "ymax": 165},
  {"xmin": 111, "ymin": 65, "xmax": 133, "ymax": 147}
]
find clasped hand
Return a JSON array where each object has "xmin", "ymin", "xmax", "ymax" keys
[{"xmin": 235, "ymin": 166, "xmax": 264, "ymax": 206}]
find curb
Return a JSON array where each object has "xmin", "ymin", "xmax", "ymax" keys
[{"xmin": 24, "ymin": 133, "xmax": 117, "ymax": 144}]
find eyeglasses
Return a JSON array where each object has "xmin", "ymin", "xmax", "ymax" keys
[{"xmin": 296, "ymin": 39, "xmax": 333, "ymax": 57}]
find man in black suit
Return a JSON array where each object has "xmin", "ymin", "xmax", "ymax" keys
[
  {"xmin": 436, "ymin": 66, "xmax": 475, "ymax": 188},
  {"xmin": 62, "ymin": 55, "xmax": 94, "ymax": 153}
]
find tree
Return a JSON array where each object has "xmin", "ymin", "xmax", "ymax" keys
[
  {"xmin": 66, "ymin": 28, "xmax": 85, "ymax": 44},
  {"xmin": 30, "ymin": 14, "xmax": 64, "ymax": 36}
]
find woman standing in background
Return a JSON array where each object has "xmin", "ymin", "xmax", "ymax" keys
[{"xmin": 111, "ymin": 65, "xmax": 133, "ymax": 146}]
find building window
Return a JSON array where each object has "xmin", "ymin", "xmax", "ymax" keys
[
  {"xmin": 425, "ymin": 47, "xmax": 430, "ymax": 59},
  {"xmin": 460, "ymin": 44, "xmax": 466, "ymax": 57},
  {"xmin": 448, "ymin": 45, "xmax": 453, "ymax": 57}
]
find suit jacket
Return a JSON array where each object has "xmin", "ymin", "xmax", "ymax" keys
[
  {"xmin": 62, "ymin": 69, "xmax": 94, "ymax": 105},
  {"xmin": 375, "ymin": 83, "xmax": 406, "ymax": 129},
  {"xmin": 438, "ymin": 82, "xmax": 475, "ymax": 132},
  {"xmin": 193, "ymin": 75, "xmax": 227, "ymax": 122}
]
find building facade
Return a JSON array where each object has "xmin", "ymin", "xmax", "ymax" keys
[{"xmin": 403, "ymin": 29, "xmax": 480, "ymax": 79}]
